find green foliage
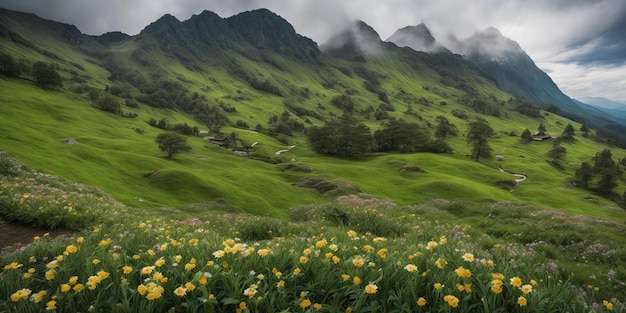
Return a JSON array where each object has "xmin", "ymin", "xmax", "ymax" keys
[
  {"xmin": 31, "ymin": 61, "xmax": 62, "ymax": 89},
  {"xmin": 374, "ymin": 118, "xmax": 430, "ymax": 153},
  {"xmin": 307, "ymin": 114, "xmax": 372, "ymax": 158},
  {"xmin": 520, "ymin": 128, "xmax": 532, "ymax": 143},
  {"xmin": 0, "ymin": 53, "xmax": 22, "ymax": 77},
  {"xmin": 155, "ymin": 132, "xmax": 192, "ymax": 159},
  {"xmin": 561, "ymin": 123, "xmax": 576, "ymax": 142},
  {"xmin": 466, "ymin": 119, "xmax": 494, "ymax": 161}
]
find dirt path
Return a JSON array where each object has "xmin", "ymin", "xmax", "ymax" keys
[{"xmin": 0, "ymin": 222, "xmax": 73, "ymax": 254}]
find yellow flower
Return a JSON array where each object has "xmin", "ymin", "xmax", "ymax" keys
[
  {"xmin": 303, "ymin": 248, "xmax": 312, "ymax": 256},
  {"xmin": 346, "ymin": 307, "xmax": 352, "ymax": 313},
  {"xmin": 47, "ymin": 260, "xmax": 58, "ymax": 269},
  {"xmin": 332, "ymin": 256, "xmax": 341, "ymax": 264},
  {"xmin": 353, "ymin": 257, "xmax": 365, "ymax": 268},
  {"xmin": 97, "ymin": 270, "xmax": 110, "ymax": 279},
  {"xmin": 404, "ymin": 264, "xmax": 418, "ymax": 272},
  {"xmin": 364, "ymin": 283, "xmax": 378, "ymax": 294},
  {"xmin": 122, "ymin": 266, "xmax": 132, "ymax": 274},
  {"xmin": 10, "ymin": 288, "xmax": 31, "ymax": 302},
  {"xmin": 372, "ymin": 237, "xmax": 386, "ymax": 244},
  {"xmin": 61, "ymin": 284, "xmax": 71, "ymax": 293},
  {"xmin": 76, "ymin": 236, "xmax": 84, "ymax": 244},
  {"xmin": 45, "ymin": 270, "xmax": 55, "ymax": 281},
  {"xmin": 154, "ymin": 259, "xmax": 166, "ymax": 267},
  {"xmin": 174, "ymin": 286, "xmax": 187, "ymax": 297},
  {"xmin": 23, "ymin": 273, "xmax": 32, "ymax": 279},
  {"xmin": 341, "ymin": 274, "xmax": 350, "ymax": 281},
  {"xmin": 363, "ymin": 244, "xmax": 374, "ymax": 252},
  {"xmin": 277, "ymin": 280, "xmax": 285, "ymax": 288},
  {"xmin": 92, "ymin": 258, "xmax": 101, "ymax": 265},
  {"xmin": 426, "ymin": 241, "xmax": 438, "ymax": 250},
  {"xmin": 454, "ymin": 266, "xmax": 471, "ymax": 278},
  {"xmin": 99, "ymin": 238, "xmax": 111, "ymax": 246},
  {"xmin": 377, "ymin": 248, "xmax": 387, "ymax": 259},
  {"xmin": 316, "ymin": 239, "xmax": 328, "ymax": 248},
  {"xmin": 462, "ymin": 253, "xmax": 474, "ymax": 262},
  {"xmin": 517, "ymin": 296, "xmax": 527, "ymax": 306},
  {"xmin": 510, "ymin": 276, "xmax": 522, "ymax": 288},
  {"xmin": 521, "ymin": 284, "xmax": 533, "ymax": 294},
  {"xmin": 73, "ymin": 284, "xmax": 84, "ymax": 292},
  {"xmin": 603, "ymin": 300, "xmax": 614, "ymax": 311},
  {"xmin": 329, "ymin": 244, "xmax": 338, "ymax": 251},
  {"xmin": 314, "ymin": 303, "xmax": 322, "ymax": 310},
  {"xmin": 417, "ymin": 297, "xmax": 427, "ymax": 307},
  {"xmin": 435, "ymin": 258, "xmax": 448, "ymax": 269},
  {"xmin": 198, "ymin": 276, "xmax": 208, "ymax": 286},
  {"xmin": 443, "ymin": 295, "xmax": 459, "ymax": 308},
  {"xmin": 530, "ymin": 279, "xmax": 537, "ymax": 286},
  {"xmin": 439, "ymin": 236, "xmax": 447, "ymax": 244},
  {"xmin": 188, "ymin": 238, "xmax": 199, "ymax": 245},
  {"xmin": 239, "ymin": 302, "xmax": 247, "ymax": 310},
  {"xmin": 137, "ymin": 284, "xmax": 148, "ymax": 296},
  {"xmin": 457, "ymin": 283, "xmax": 472, "ymax": 293},
  {"xmin": 4, "ymin": 262, "xmax": 22, "ymax": 270},
  {"xmin": 141, "ymin": 266, "xmax": 155, "ymax": 275},
  {"xmin": 33, "ymin": 236, "xmax": 40, "ymax": 241},
  {"xmin": 257, "ymin": 248, "xmax": 271, "ymax": 257},
  {"xmin": 185, "ymin": 262, "xmax": 196, "ymax": 271},
  {"xmin": 32, "ymin": 290, "xmax": 46, "ymax": 303},
  {"xmin": 293, "ymin": 267, "xmax": 301, "ymax": 275},
  {"xmin": 491, "ymin": 273, "xmax": 505, "ymax": 280},
  {"xmin": 153, "ymin": 272, "xmax": 168, "ymax": 283},
  {"xmin": 434, "ymin": 283, "xmax": 443, "ymax": 290},
  {"xmin": 347, "ymin": 230, "xmax": 357, "ymax": 238},
  {"xmin": 185, "ymin": 282, "xmax": 196, "ymax": 292},
  {"xmin": 133, "ymin": 254, "xmax": 141, "ymax": 260},
  {"xmin": 299, "ymin": 256, "xmax": 309, "ymax": 264},
  {"xmin": 147, "ymin": 249, "xmax": 156, "ymax": 257},
  {"xmin": 65, "ymin": 245, "xmax": 78, "ymax": 254},
  {"xmin": 300, "ymin": 298, "xmax": 312, "ymax": 309},
  {"xmin": 46, "ymin": 300, "xmax": 57, "ymax": 310}
]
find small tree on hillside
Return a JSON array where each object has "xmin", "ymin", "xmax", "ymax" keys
[
  {"xmin": 546, "ymin": 142, "xmax": 567, "ymax": 165},
  {"xmin": 575, "ymin": 162, "xmax": 593, "ymax": 188},
  {"xmin": 520, "ymin": 128, "xmax": 532, "ymax": 143},
  {"xmin": 155, "ymin": 132, "xmax": 191, "ymax": 159},
  {"xmin": 466, "ymin": 118, "xmax": 494, "ymax": 161},
  {"xmin": 0, "ymin": 53, "xmax": 22, "ymax": 77},
  {"xmin": 561, "ymin": 123, "xmax": 575, "ymax": 142},
  {"xmin": 31, "ymin": 61, "xmax": 62, "ymax": 89}
]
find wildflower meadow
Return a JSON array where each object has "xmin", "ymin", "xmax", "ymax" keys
[{"xmin": 1, "ymin": 154, "xmax": 624, "ymax": 312}]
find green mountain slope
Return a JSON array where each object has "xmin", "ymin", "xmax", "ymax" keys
[{"xmin": 0, "ymin": 7, "xmax": 625, "ymax": 221}]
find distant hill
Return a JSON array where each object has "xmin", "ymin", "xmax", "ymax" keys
[{"xmin": 578, "ymin": 96, "xmax": 626, "ymax": 111}]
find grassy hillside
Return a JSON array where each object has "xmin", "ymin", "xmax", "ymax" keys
[{"xmin": 1, "ymin": 7, "xmax": 625, "ymax": 220}]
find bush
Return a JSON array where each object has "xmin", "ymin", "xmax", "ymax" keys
[{"xmin": 235, "ymin": 216, "xmax": 286, "ymax": 241}]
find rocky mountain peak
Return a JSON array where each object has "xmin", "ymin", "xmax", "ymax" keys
[
  {"xmin": 386, "ymin": 22, "xmax": 444, "ymax": 52},
  {"xmin": 321, "ymin": 20, "xmax": 384, "ymax": 58}
]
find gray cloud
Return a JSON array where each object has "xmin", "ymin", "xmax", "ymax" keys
[{"xmin": 0, "ymin": 0, "xmax": 624, "ymax": 99}]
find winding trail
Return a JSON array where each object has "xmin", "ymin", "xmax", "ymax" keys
[
  {"xmin": 275, "ymin": 145, "xmax": 296, "ymax": 155},
  {"xmin": 499, "ymin": 166, "xmax": 527, "ymax": 185}
]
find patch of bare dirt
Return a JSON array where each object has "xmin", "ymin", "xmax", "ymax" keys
[{"xmin": 0, "ymin": 222, "xmax": 74, "ymax": 254}]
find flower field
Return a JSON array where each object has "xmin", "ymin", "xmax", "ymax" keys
[{"xmin": 0, "ymin": 154, "xmax": 624, "ymax": 312}]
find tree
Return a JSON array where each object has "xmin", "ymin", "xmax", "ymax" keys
[
  {"xmin": 546, "ymin": 142, "xmax": 567, "ymax": 164},
  {"xmin": 575, "ymin": 162, "xmax": 593, "ymax": 188},
  {"xmin": 597, "ymin": 173, "xmax": 618, "ymax": 196},
  {"xmin": 466, "ymin": 119, "xmax": 494, "ymax": 161},
  {"xmin": 31, "ymin": 61, "xmax": 62, "ymax": 88},
  {"xmin": 520, "ymin": 128, "xmax": 532, "ymax": 143},
  {"xmin": 0, "ymin": 53, "xmax": 22, "ymax": 77},
  {"xmin": 308, "ymin": 114, "xmax": 372, "ymax": 158},
  {"xmin": 155, "ymin": 132, "xmax": 191, "ymax": 159},
  {"xmin": 561, "ymin": 123, "xmax": 575, "ymax": 142},
  {"xmin": 434, "ymin": 116, "xmax": 458, "ymax": 139}
]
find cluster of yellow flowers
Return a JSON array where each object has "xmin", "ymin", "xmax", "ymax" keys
[{"xmin": 1, "ymin": 222, "xmax": 621, "ymax": 312}]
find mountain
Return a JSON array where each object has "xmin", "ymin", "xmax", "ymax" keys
[
  {"xmin": 1, "ymin": 6, "xmax": 625, "ymax": 216},
  {"xmin": 386, "ymin": 23, "xmax": 446, "ymax": 53},
  {"xmin": 578, "ymin": 96, "xmax": 626, "ymax": 111},
  {"xmin": 138, "ymin": 9, "xmax": 320, "ymax": 63},
  {"xmin": 454, "ymin": 27, "xmax": 626, "ymax": 144},
  {"xmin": 320, "ymin": 20, "xmax": 387, "ymax": 59}
]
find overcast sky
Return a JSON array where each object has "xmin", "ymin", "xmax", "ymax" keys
[{"xmin": 1, "ymin": 0, "xmax": 625, "ymax": 102}]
